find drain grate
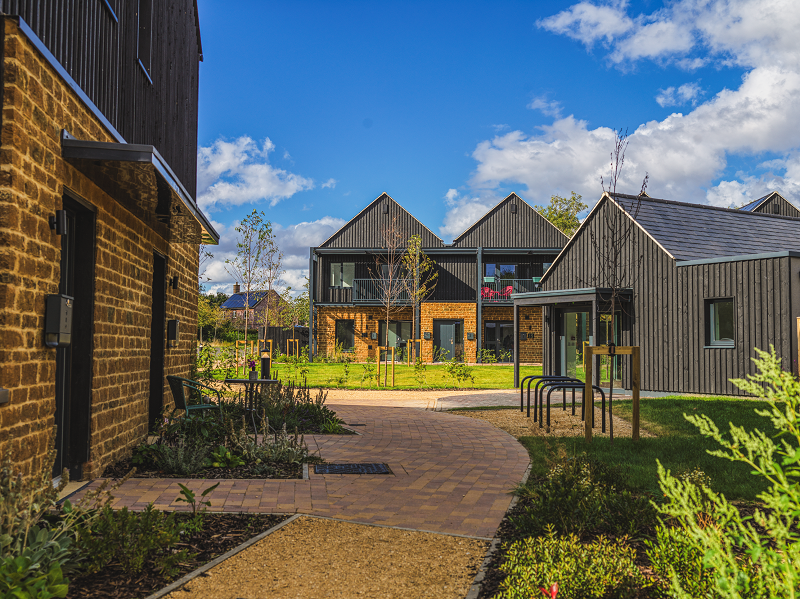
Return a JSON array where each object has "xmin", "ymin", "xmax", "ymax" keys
[{"xmin": 315, "ymin": 463, "xmax": 392, "ymax": 475}]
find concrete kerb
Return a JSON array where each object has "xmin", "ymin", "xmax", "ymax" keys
[
  {"xmin": 465, "ymin": 460, "xmax": 533, "ymax": 599},
  {"xmin": 143, "ymin": 513, "xmax": 301, "ymax": 599}
]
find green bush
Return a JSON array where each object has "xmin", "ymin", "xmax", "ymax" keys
[
  {"xmin": 511, "ymin": 454, "xmax": 657, "ymax": 538},
  {"xmin": 157, "ymin": 439, "xmax": 209, "ymax": 475},
  {"xmin": 652, "ymin": 346, "xmax": 800, "ymax": 598},
  {"xmin": 76, "ymin": 505, "xmax": 189, "ymax": 579},
  {"xmin": 255, "ymin": 382, "xmax": 341, "ymax": 434},
  {"xmin": 645, "ymin": 525, "xmax": 718, "ymax": 597},
  {"xmin": 0, "ymin": 527, "xmax": 71, "ymax": 599},
  {"xmin": 497, "ymin": 527, "xmax": 648, "ymax": 599}
]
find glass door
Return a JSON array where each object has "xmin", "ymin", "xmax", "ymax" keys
[
  {"xmin": 484, "ymin": 321, "xmax": 514, "ymax": 362},
  {"xmin": 560, "ymin": 309, "xmax": 590, "ymax": 379},
  {"xmin": 379, "ymin": 320, "xmax": 412, "ymax": 361}
]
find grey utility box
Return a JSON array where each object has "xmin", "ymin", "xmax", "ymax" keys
[{"xmin": 45, "ymin": 294, "xmax": 73, "ymax": 348}]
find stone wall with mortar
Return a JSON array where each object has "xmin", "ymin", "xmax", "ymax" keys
[
  {"xmin": 315, "ymin": 305, "xmax": 414, "ymax": 363},
  {"xmin": 0, "ymin": 21, "xmax": 199, "ymax": 479},
  {"xmin": 479, "ymin": 305, "xmax": 542, "ymax": 364},
  {"xmin": 419, "ymin": 302, "xmax": 477, "ymax": 362}
]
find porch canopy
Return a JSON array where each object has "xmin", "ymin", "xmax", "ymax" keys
[
  {"xmin": 61, "ymin": 130, "xmax": 219, "ymax": 244},
  {"xmin": 510, "ymin": 287, "xmax": 632, "ymax": 387}
]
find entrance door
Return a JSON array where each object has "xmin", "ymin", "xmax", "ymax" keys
[
  {"xmin": 559, "ymin": 309, "xmax": 590, "ymax": 379},
  {"xmin": 379, "ymin": 320, "xmax": 412, "ymax": 361},
  {"xmin": 484, "ymin": 320, "xmax": 514, "ymax": 362},
  {"xmin": 433, "ymin": 320, "xmax": 463, "ymax": 361},
  {"xmin": 54, "ymin": 197, "xmax": 95, "ymax": 479},
  {"xmin": 148, "ymin": 253, "xmax": 166, "ymax": 430}
]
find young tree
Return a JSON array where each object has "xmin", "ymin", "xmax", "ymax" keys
[
  {"xmin": 586, "ymin": 129, "xmax": 648, "ymax": 429},
  {"xmin": 536, "ymin": 192, "xmax": 588, "ymax": 237},
  {"xmin": 262, "ymin": 240, "xmax": 284, "ymax": 329},
  {"xmin": 224, "ymin": 210, "xmax": 275, "ymax": 340},
  {"xmin": 372, "ymin": 217, "xmax": 408, "ymax": 385},
  {"xmin": 402, "ymin": 234, "xmax": 438, "ymax": 361}
]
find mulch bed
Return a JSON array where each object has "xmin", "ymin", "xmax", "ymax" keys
[
  {"xmin": 102, "ymin": 458, "xmax": 303, "ymax": 480},
  {"xmin": 66, "ymin": 513, "xmax": 291, "ymax": 599}
]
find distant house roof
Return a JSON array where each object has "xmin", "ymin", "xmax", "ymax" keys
[
  {"xmin": 739, "ymin": 194, "xmax": 773, "ymax": 212},
  {"xmin": 611, "ymin": 193, "xmax": 800, "ymax": 261},
  {"xmin": 220, "ymin": 291, "xmax": 270, "ymax": 310}
]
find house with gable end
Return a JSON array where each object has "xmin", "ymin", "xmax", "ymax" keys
[{"xmin": 309, "ymin": 192, "xmax": 567, "ymax": 363}]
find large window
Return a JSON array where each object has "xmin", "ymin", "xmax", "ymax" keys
[
  {"xmin": 484, "ymin": 264, "xmax": 516, "ymax": 281},
  {"xmin": 330, "ymin": 262, "xmax": 355, "ymax": 288},
  {"xmin": 707, "ymin": 299, "xmax": 734, "ymax": 347},
  {"xmin": 334, "ymin": 319, "xmax": 355, "ymax": 350}
]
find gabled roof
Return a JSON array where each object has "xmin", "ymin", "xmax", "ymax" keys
[
  {"xmin": 319, "ymin": 192, "xmax": 445, "ymax": 248},
  {"xmin": 541, "ymin": 192, "xmax": 800, "ymax": 284},
  {"xmin": 738, "ymin": 191, "xmax": 800, "ymax": 217},
  {"xmin": 450, "ymin": 192, "xmax": 568, "ymax": 248},
  {"xmin": 220, "ymin": 290, "xmax": 270, "ymax": 310},
  {"xmin": 612, "ymin": 193, "xmax": 800, "ymax": 261}
]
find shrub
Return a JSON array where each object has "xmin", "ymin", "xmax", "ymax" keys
[
  {"xmin": 477, "ymin": 348, "xmax": 498, "ymax": 364},
  {"xmin": 360, "ymin": 362, "xmax": 376, "ymax": 387},
  {"xmin": 0, "ymin": 527, "xmax": 70, "ymax": 599},
  {"xmin": 412, "ymin": 357, "xmax": 427, "ymax": 387},
  {"xmin": 652, "ymin": 346, "xmax": 800, "ymax": 598},
  {"xmin": 511, "ymin": 454, "xmax": 657, "ymax": 539},
  {"xmin": 645, "ymin": 525, "xmax": 718, "ymax": 598},
  {"xmin": 497, "ymin": 527, "xmax": 648, "ymax": 599},
  {"xmin": 255, "ymin": 382, "xmax": 340, "ymax": 434},
  {"xmin": 157, "ymin": 439, "xmax": 209, "ymax": 475},
  {"xmin": 444, "ymin": 359, "xmax": 474, "ymax": 387},
  {"xmin": 76, "ymin": 505, "xmax": 189, "ymax": 579}
]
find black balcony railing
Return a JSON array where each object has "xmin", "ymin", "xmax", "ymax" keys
[
  {"xmin": 480, "ymin": 279, "xmax": 540, "ymax": 302},
  {"xmin": 352, "ymin": 278, "xmax": 411, "ymax": 303}
]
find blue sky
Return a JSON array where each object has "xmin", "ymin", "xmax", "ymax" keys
[{"xmin": 196, "ymin": 0, "xmax": 800, "ymax": 294}]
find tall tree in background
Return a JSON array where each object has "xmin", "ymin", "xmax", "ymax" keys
[
  {"xmin": 279, "ymin": 278, "xmax": 310, "ymax": 328},
  {"xmin": 372, "ymin": 217, "xmax": 407, "ymax": 386},
  {"xmin": 536, "ymin": 192, "xmax": 588, "ymax": 237},
  {"xmin": 262, "ymin": 239, "xmax": 284, "ymax": 330},
  {"xmin": 402, "ymin": 234, "xmax": 438, "ymax": 361},
  {"xmin": 224, "ymin": 210, "xmax": 274, "ymax": 340}
]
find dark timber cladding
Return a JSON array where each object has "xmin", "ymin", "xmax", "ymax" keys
[
  {"xmin": 452, "ymin": 193, "xmax": 567, "ymax": 248},
  {"xmin": 320, "ymin": 193, "xmax": 445, "ymax": 248},
  {"xmin": 537, "ymin": 194, "xmax": 800, "ymax": 395},
  {"xmin": 432, "ymin": 254, "xmax": 476, "ymax": 301},
  {"xmin": 1, "ymin": 0, "xmax": 202, "ymax": 198},
  {"xmin": 739, "ymin": 192, "xmax": 800, "ymax": 218}
]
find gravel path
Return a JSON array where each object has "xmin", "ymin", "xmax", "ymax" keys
[{"xmin": 165, "ymin": 516, "xmax": 488, "ymax": 599}]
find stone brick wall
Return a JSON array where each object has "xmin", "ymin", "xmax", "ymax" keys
[
  {"xmin": 0, "ymin": 20, "xmax": 198, "ymax": 479},
  {"xmin": 420, "ymin": 302, "xmax": 477, "ymax": 362},
  {"xmin": 479, "ymin": 305, "xmax": 542, "ymax": 364},
  {"xmin": 315, "ymin": 305, "xmax": 414, "ymax": 362}
]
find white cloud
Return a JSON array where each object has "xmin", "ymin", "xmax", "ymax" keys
[
  {"xmin": 451, "ymin": 0, "xmax": 800, "ymax": 218},
  {"xmin": 321, "ymin": 178, "xmax": 337, "ymax": 189},
  {"xmin": 655, "ymin": 82, "xmax": 703, "ymax": 107},
  {"xmin": 528, "ymin": 96, "xmax": 563, "ymax": 118},
  {"xmin": 197, "ymin": 136, "xmax": 315, "ymax": 211},
  {"xmin": 439, "ymin": 189, "xmax": 498, "ymax": 242},
  {"xmin": 536, "ymin": 1, "xmax": 634, "ymax": 46},
  {"xmin": 202, "ymin": 216, "xmax": 346, "ymax": 297},
  {"xmin": 492, "ymin": 124, "xmax": 510, "ymax": 132}
]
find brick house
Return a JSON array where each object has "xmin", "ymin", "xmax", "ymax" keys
[
  {"xmin": 309, "ymin": 192, "xmax": 567, "ymax": 363},
  {"xmin": 0, "ymin": 3, "xmax": 218, "ymax": 480},
  {"xmin": 220, "ymin": 285, "xmax": 287, "ymax": 329}
]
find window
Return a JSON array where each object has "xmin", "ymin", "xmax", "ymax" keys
[
  {"xmin": 330, "ymin": 263, "xmax": 355, "ymax": 288},
  {"xmin": 137, "ymin": 0, "xmax": 153, "ymax": 82},
  {"xmin": 484, "ymin": 264, "xmax": 516, "ymax": 281},
  {"xmin": 335, "ymin": 320, "xmax": 355, "ymax": 350},
  {"xmin": 707, "ymin": 299, "xmax": 734, "ymax": 347}
]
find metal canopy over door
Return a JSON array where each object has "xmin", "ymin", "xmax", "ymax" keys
[
  {"xmin": 53, "ymin": 196, "xmax": 95, "ymax": 479},
  {"xmin": 433, "ymin": 320, "xmax": 463, "ymax": 361},
  {"xmin": 148, "ymin": 253, "xmax": 166, "ymax": 430},
  {"xmin": 558, "ymin": 308, "xmax": 592, "ymax": 379}
]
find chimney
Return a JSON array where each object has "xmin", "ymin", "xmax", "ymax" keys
[{"xmin": 233, "ymin": 282, "xmax": 240, "ymax": 294}]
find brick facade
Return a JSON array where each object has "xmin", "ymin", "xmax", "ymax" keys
[
  {"xmin": 419, "ymin": 302, "xmax": 477, "ymax": 362},
  {"xmin": 0, "ymin": 21, "xmax": 198, "ymax": 479}
]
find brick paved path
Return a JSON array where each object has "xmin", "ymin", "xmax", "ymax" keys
[{"xmin": 76, "ymin": 406, "xmax": 529, "ymax": 538}]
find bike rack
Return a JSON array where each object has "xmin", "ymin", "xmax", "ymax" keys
[
  {"xmin": 532, "ymin": 377, "xmax": 580, "ymax": 421},
  {"xmin": 545, "ymin": 383, "xmax": 607, "ymax": 433}
]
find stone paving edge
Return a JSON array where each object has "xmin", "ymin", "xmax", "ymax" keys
[
  {"xmin": 143, "ymin": 513, "xmax": 301, "ymax": 599},
  {"xmin": 464, "ymin": 460, "xmax": 533, "ymax": 599}
]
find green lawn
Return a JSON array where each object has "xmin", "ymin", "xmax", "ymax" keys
[
  {"xmin": 517, "ymin": 396, "xmax": 777, "ymax": 501},
  {"xmin": 214, "ymin": 361, "xmax": 543, "ymax": 389}
]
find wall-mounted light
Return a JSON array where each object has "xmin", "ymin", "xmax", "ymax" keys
[
  {"xmin": 170, "ymin": 276, "xmax": 179, "ymax": 290},
  {"xmin": 466, "ymin": 332, "xmax": 475, "ymax": 341},
  {"xmin": 49, "ymin": 210, "xmax": 67, "ymax": 235},
  {"xmin": 520, "ymin": 332, "xmax": 528, "ymax": 341},
  {"xmin": 423, "ymin": 332, "xmax": 431, "ymax": 340},
  {"xmin": 370, "ymin": 332, "xmax": 377, "ymax": 340}
]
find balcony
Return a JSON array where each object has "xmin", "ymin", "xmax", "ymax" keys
[
  {"xmin": 352, "ymin": 278, "xmax": 412, "ymax": 303},
  {"xmin": 480, "ymin": 279, "xmax": 540, "ymax": 303}
]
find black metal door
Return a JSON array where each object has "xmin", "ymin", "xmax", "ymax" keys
[
  {"xmin": 149, "ymin": 253, "xmax": 166, "ymax": 430},
  {"xmin": 54, "ymin": 197, "xmax": 95, "ymax": 479}
]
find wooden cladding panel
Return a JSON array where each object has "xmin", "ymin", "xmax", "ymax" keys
[
  {"xmin": 321, "ymin": 194, "xmax": 444, "ymax": 248},
  {"xmin": 432, "ymin": 255, "xmax": 475, "ymax": 301},
  {"xmin": 453, "ymin": 194, "xmax": 567, "ymax": 248},
  {"xmin": 542, "ymin": 197, "xmax": 797, "ymax": 395},
  {"xmin": 2, "ymin": 0, "xmax": 200, "ymax": 197}
]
